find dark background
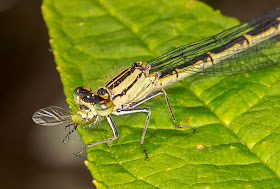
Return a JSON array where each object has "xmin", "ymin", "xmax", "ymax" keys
[{"xmin": 1, "ymin": 0, "xmax": 279, "ymax": 188}]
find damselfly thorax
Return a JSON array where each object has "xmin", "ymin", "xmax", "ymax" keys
[
  {"xmin": 97, "ymin": 62, "xmax": 160, "ymax": 110},
  {"xmin": 33, "ymin": 8, "xmax": 280, "ymax": 158}
]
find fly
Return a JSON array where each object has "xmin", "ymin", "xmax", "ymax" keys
[{"xmin": 33, "ymin": 8, "xmax": 280, "ymax": 158}]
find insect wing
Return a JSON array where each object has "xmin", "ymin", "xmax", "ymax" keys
[
  {"xmin": 32, "ymin": 106, "xmax": 73, "ymax": 126},
  {"xmin": 147, "ymin": 8, "xmax": 280, "ymax": 77}
]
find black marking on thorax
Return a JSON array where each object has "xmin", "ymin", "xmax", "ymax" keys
[
  {"xmin": 106, "ymin": 63, "xmax": 142, "ymax": 90},
  {"xmin": 97, "ymin": 87, "xmax": 111, "ymax": 98},
  {"xmin": 112, "ymin": 72, "xmax": 143, "ymax": 101}
]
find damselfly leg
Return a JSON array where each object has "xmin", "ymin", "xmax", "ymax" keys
[
  {"xmin": 112, "ymin": 89, "xmax": 195, "ymax": 158},
  {"xmin": 75, "ymin": 88, "xmax": 195, "ymax": 157},
  {"xmin": 114, "ymin": 107, "xmax": 151, "ymax": 158},
  {"xmin": 74, "ymin": 115, "xmax": 119, "ymax": 156},
  {"xmin": 130, "ymin": 89, "xmax": 195, "ymax": 130},
  {"xmin": 62, "ymin": 123, "xmax": 78, "ymax": 144}
]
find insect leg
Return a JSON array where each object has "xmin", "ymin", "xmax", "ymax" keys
[
  {"xmin": 114, "ymin": 107, "xmax": 151, "ymax": 158},
  {"xmin": 62, "ymin": 123, "xmax": 78, "ymax": 144},
  {"xmin": 130, "ymin": 89, "xmax": 195, "ymax": 131},
  {"xmin": 160, "ymin": 89, "xmax": 195, "ymax": 131},
  {"xmin": 74, "ymin": 115, "xmax": 119, "ymax": 156}
]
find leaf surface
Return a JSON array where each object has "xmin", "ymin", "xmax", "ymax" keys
[{"xmin": 42, "ymin": 0, "xmax": 280, "ymax": 188}]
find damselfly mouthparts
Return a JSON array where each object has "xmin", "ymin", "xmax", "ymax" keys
[{"xmin": 33, "ymin": 8, "xmax": 280, "ymax": 158}]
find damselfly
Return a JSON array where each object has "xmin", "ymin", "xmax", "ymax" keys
[{"xmin": 33, "ymin": 8, "xmax": 280, "ymax": 158}]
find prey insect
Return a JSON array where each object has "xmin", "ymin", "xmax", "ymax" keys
[{"xmin": 33, "ymin": 8, "xmax": 280, "ymax": 158}]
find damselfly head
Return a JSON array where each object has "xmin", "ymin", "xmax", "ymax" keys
[
  {"xmin": 73, "ymin": 87, "xmax": 114, "ymax": 118},
  {"xmin": 73, "ymin": 87, "xmax": 93, "ymax": 104}
]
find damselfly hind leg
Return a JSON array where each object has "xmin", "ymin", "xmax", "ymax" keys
[
  {"xmin": 161, "ymin": 89, "xmax": 195, "ymax": 132},
  {"xmin": 115, "ymin": 89, "xmax": 195, "ymax": 158},
  {"xmin": 130, "ymin": 89, "xmax": 195, "ymax": 132},
  {"xmin": 74, "ymin": 115, "xmax": 119, "ymax": 156}
]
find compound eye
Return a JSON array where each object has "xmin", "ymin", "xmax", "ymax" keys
[
  {"xmin": 73, "ymin": 91, "xmax": 78, "ymax": 99},
  {"xmin": 79, "ymin": 105, "xmax": 89, "ymax": 110},
  {"xmin": 95, "ymin": 99, "xmax": 114, "ymax": 116}
]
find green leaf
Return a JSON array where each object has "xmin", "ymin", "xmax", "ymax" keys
[{"xmin": 42, "ymin": 0, "xmax": 280, "ymax": 188}]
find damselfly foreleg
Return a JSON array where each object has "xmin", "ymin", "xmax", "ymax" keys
[
  {"xmin": 75, "ymin": 115, "xmax": 119, "ymax": 156},
  {"xmin": 62, "ymin": 123, "xmax": 78, "ymax": 144}
]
